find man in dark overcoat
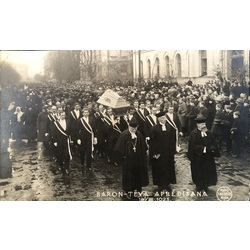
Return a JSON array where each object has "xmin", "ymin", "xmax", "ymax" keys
[
  {"xmin": 77, "ymin": 108, "xmax": 97, "ymax": 172},
  {"xmin": 52, "ymin": 111, "xmax": 73, "ymax": 185},
  {"xmin": 114, "ymin": 119, "xmax": 149, "ymax": 200},
  {"xmin": 149, "ymin": 111, "xmax": 177, "ymax": 192},
  {"xmin": 230, "ymin": 111, "xmax": 244, "ymax": 158},
  {"xmin": 36, "ymin": 105, "xmax": 50, "ymax": 159},
  {"xmin": 94, "ymin": 104, "xmax": 107, "ymax": 158},
  {"xmin": 69, "ymin": 102, "xmax": 82, "ymax": 156},
  {"xmin": 188, "ymin": 114, "xmax": 220, "ymax": 192},
  {"xmin": 133, "ymin": 101, "xmax": 148, "ymax": 137}
]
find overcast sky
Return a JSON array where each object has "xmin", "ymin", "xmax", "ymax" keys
[{"xmin": 1, "ymin": 50, "xmax": 49, "ymax": 78}]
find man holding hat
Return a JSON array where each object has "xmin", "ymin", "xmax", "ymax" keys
[
  {"xmin": 114, "ymin": 118, "xmax": 149, "ymax": 200},
  {"xmin": 188, "ymin": 114, "xmax": 220, "ymax": 192},
  {"xmin": 149, "ymin": 111, "xmax": 177, "ymax": 192}
]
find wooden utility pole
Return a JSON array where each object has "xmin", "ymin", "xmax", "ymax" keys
[{"xmin": 138, "ymin": 50, "xmax": 141, "ymax": 80}]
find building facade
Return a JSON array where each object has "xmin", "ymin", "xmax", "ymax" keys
[
  {"xmin": 80, "ymin": 50, "xmax": 133, "ymax": 83},
  {"xmin": 133, "ymin": 50, "xmax": 250, "ymax": 84}
]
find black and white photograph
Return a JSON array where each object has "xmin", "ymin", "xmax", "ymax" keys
[
  {"xmin": 1, "ymin": 49, "xmax": 249, "ymax": 201},
  {"xmin": 1, "ymin": 1, "xmax": 250, "ymax": 250}
]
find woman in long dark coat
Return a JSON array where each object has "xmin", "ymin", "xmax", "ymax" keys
[
  {"xmin": 188, "ymin": 114, "xmax": 220, "ymax": 192},
  {"xmin": 114, "ymin": 119, "xmax": 149, "ymax": 199}
]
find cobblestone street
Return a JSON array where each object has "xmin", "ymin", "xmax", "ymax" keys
[{"xmin": 1, "ymin": 137, "xmax": 249, "ymax": 201}]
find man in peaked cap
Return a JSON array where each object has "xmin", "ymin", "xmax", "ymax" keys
[
  {"xmin": 188, "ymin": 114, "xmax": 220, "ymax": 192},
  {"xmin": 149, "ymin": 111, "xmax": 177, "ymax": 192}
]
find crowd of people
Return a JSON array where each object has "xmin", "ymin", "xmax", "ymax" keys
[{"xmin": 1, "ymin": 78, "xmax": 249, "ymax": 198}]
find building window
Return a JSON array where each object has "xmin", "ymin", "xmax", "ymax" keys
[
  {"xmin": 140, "ymin": 60, "xmax": 143, "ymax": 78},
  {"xmin": 200, "ymin": 50, "xmax": 207, "ymax": 76},
  {"xmin": 155, "ymin": 57, "xmax": 160, "ymax": 78},
  {"xmin": 147, "ymin": 59, "xmax": 151, "ymax": 79},
  {"xmin": 165, "ymin": 56, "xmax": 170, "ymax": 77},
  {"xmin": 220, "ymin": 50, "xmax": 224, "ymax": 69},
  {"xmin": 229, "ymin": 50, "xmax": 244, "ymax": 79},
  {"xmin": 175, "ymin": 54, "xmax": 181, "ymax": 77}
]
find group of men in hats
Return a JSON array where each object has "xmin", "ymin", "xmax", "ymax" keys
[{"xmin": 2, "ymin": 78, "xmax": 249, "ymax": 194}]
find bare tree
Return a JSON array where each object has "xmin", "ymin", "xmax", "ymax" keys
[
  {"xmin": 45, "ymin": 50, "xmax": 80, "ymax": 83},
  {"xmin": 80, "ymin": 50, "xmax": 97, "ymax": 80},
  {"xmin": 0, "ymin": 62, "xmax": 21, "ymax": 87}
]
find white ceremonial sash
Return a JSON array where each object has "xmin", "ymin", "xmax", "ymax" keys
[
  {"xmin": 113, "ymin": 124, "xmax": 122, "ymax": 134},
  {"xmin": 103, "ymin": 116, "xmax": 112, "ymax": 126},
  {"xmin": 54, "ymin": 121, "xmax": 72, "ymax": 160},
  {"xmin": 80, "ymin": 118, "xmax": 94, "ymax": 158},
  {"xmin": 71, "ymin": 111, "xmax": 77, "ymax": 120},
  {"xmin": 137, "ymin": 110, "xmax": 146, "ymax": 121},
  {"xmin": 54, "ymin": 121, "xmax": 68, "ymax": 137},
  {"xmin": 146, "ymin": 115, "xmax": 156, "ymax": 127},
  {"xmin": 165, "ymin": 116, "xmax": 180, "ymax": 153}
]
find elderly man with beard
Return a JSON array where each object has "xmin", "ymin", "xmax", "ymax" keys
[
  {"xmin": 114, "ymin": 118, "xmax": 149, "ymax": 201},
  {"xmin": 188, "ymin": 114, "xmax": 220, "ymax": 192}
]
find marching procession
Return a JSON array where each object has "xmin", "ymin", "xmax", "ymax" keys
[{"xmin": 1, "ymin": 78, "xmax": 249, "ymax": 200}]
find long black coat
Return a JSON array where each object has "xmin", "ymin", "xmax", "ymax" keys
[
  {"xmin": 36, "ymin": 111, "xmax": 49, "ymax": 142},
  {"xmin": 188, "ymin": 128, "xmax": 219, "ymax": 188},
  {"xmin": 77, "ymin": 117, "xmax": 96, "ymax": 152},
  {"xmin": 133, "ymin": 110, "xmax": 147, "ymax": 136},
  {"xmin": 114, "ymin": 129, "xmax": 149, "ymax": 192},
  {"xmin": 149, "ymin": 123, "xmax": 177, "ymax": 187},
  {"xmin": 52, "ymin": 119, "xmax": 72, "ymax": 163},
  {"xmin": 69, "ymin": 109, "xmax": 82, "ymax": 142}
]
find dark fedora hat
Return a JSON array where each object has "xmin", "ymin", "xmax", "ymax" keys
[
  {"xmin": 129, "ymin": 118, "xmax": 138, "ymax": 128},
  {"xmin": 195, "ymin": 114, "xmax": 207, "ymax": 123},
  {"xmin": 155, "ymin": 111, "xmax": 166, "ymax": 118}
]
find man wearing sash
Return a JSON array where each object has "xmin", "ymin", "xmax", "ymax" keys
[
  {"xmin": 104, "ymin": 107, "xmax": 122, "ymax": 165},
  {"xmin": 144, "ymin": 106, "xmax": 158, "ymax": 140},
  {"xmin": 69, "ymin": 102, "xmax": 82, "ymax": 156},
  {"xmin": 77, "ymin": 108, "xmax": 97, "ymax": 172},
  {"xmin": 144, "ymin": 106, "xmax": 158, "ymax": 162},
  {"xmin": 165, "ymin": 105, "xmax": 183, "ymax": 153},
  {"xmin": 47, "ymin": 105, "xmax": 59, "ymax": 161},
  {"xmin": 133, "ymin": 101, "xmax": 148, "ymax": 137},
  {"xmin": 52, "ymin": 111, "xmax": 72, "ymax": 184},
  {"xmin": 122, "ymin": 106, "xmax": 136, "ymax": 128},
  {"xmin": 149, "ymin": 111, "xmax": 177, "ymax": 192},
  {"xmin": 94, "ymin": 105, "xmax": 106, "ymax": 158}
]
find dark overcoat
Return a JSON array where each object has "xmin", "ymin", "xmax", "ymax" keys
[
  {"xmin": 77, "ymin": 117, "xmax": 96, "ymax": 152},
  {"xmin": 188, "ymin": 128, "xmax": 219, "ymax": 188},
  {"xmin": 114, "ymin": 129, "xmax": 149, "ymax": 192},
  {"xmin": 149, "ymin": 123, "xmax": 177, "ymax": 187},
  {"xmin": 52, "ymin": 119, "xmax": 72, "ymax": 163}
]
